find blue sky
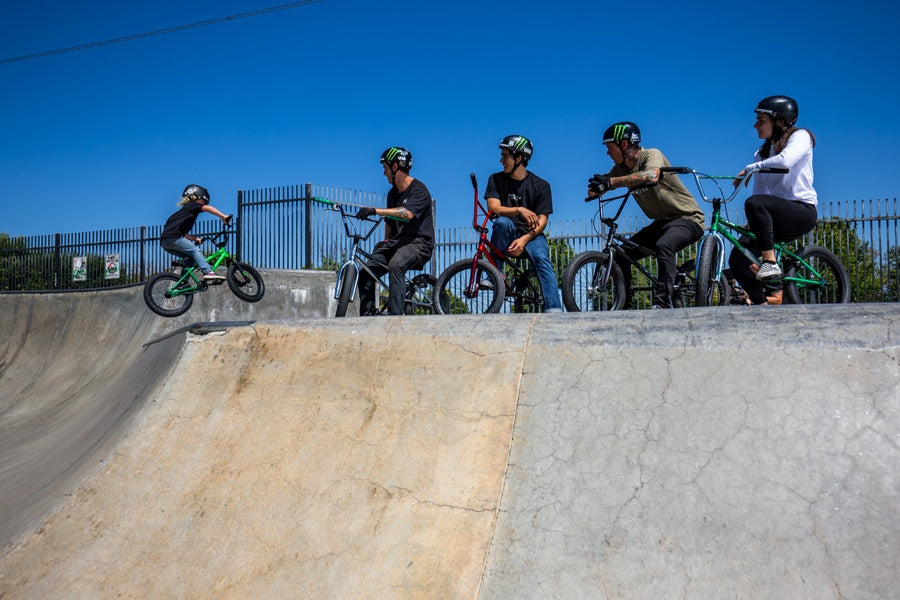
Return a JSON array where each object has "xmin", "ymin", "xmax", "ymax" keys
[{"xmin": 1, "ymin": 0, "xmax": 898, "ymax": 238}]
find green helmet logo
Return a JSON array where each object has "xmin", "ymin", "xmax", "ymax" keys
[
  {"xmin": 499, "ymin": 134, "xmax": 534, "ymax": 159},
  {"xmin": 380, "ymin": 147, "xmax": 412, "ymax": 169},
  {"xmin": 602, "ymin": 122, "xmax": 641, "ymax": 145}
]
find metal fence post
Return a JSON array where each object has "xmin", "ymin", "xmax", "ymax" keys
[
  {"xmin": 304, "ymin": 182, "xmax": 313, "ymax": 269},
  {"xmin": 54, "ymin": 233, "xmax": 61, "ymax": 290},
  {"xmin": 236, "ymin": 189, "xmax": 244, "ymax": 262}
]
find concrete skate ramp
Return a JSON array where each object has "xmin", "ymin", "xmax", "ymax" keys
[
  {"xmin": 0, "ymin": 282, "xmax": 898, "ymax": 598},
  {"xmin": 0, "ymin": 270, "xmax": 334, "ymax": 548}
]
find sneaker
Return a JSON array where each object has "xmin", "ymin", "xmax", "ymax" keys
[
  {"xmin": 203, "ymin": 272, "xmax": 226, "ymax": 281},
  {"xmin": 478, "ymin": 279, "xmax": 495, "ymax": 291},
  {"xmin": 755, "ymin": 261, "xmax": 782, "ymax": 280}
]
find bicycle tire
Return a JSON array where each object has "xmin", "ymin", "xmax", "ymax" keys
[
  {"xmin": 434, "ymin": 258, "xmax": 505, "ymax": 314},
  {"xmin": 335, "ymin": 263, "xmax": 358, "ymax": 317},
  {"xmin": 403, "ymin": 273, "xmax": 437, "ymax": 315},
  {"xmin": 226, "ymin": 261, "xmax": 265, "ymax": 302},
  {"xmin": 512, "ymin": 268, "xmax": 544, "ymax": 313},
  {"xmin": 694, "ymin": 236, "xmax": 731, "ymax": 307},
  {"xmin": 561, "ymin": 251, "xmax": 625, "ymax": 312},
  {"xmin": 783, "ymin": 245, "xmax": 851, "ymax": 304},
  {"xmin": 143, "ymin": 273, "xmax": 194, "ymax": 317}
]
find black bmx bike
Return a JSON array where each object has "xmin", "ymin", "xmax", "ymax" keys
[
  {"xmin": 313, "ymin": 198, "xmax": 436, "ymax": 317},
  {"xmin": 561, "ymin": 183, "xmax": 728, "ymax": 312}
]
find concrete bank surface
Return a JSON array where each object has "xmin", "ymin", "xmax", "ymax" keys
[{"xmin": 0, "ymin": 271, "xmax": 897, "ymax": 599}]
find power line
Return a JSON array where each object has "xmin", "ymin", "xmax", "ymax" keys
[{"xmin": 0, "ymin": 0, "xmax": 328, "ymax": 65}]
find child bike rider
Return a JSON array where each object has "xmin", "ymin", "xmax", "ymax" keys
[
  {"xmin": 354, "ymin": 147, "xmax": 435, "ymax": 315},
  {"xmin": 160, "ymin": 184, "xmax": 232, "ymax": 281},
  {"xmin": 485, "ymin": 134, "xmax": 563, "ymax": 312},
  {"xmin": 587, "ymin": 122, "xmax": 704, "ymax": 309}
]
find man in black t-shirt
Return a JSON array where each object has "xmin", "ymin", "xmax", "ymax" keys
[
  {"xmin": 485, "ymin": 134, "xmax": 562, "ymax": 311},
  {"xmin": 354, "ymin": 147, "xmax": 435, "ymax": 315}
]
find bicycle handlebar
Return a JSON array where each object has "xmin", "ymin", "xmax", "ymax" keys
[{"xmin": 662, "ymin": 165, "xmax": 789, "ymax": 204}]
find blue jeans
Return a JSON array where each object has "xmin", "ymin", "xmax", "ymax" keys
[
  {"xmin": 161, "ymin": 237, "xmax": 213, "ymax": 274},
  {"xmin": 491, "ymin": 217, "xmax": 562, "ymax": 311}
]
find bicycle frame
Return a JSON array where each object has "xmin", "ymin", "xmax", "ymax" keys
[
  {"xmin": 314, "ymin": 197, "xmax": 428, "ymax": 313},
  {"xmin": 459, "ymin": 174, "xmax": 540, "ymax": 301},
  {"xmin": 166, "ymin": 226, "xmax": 237, "ymax": 296},
  {"xmin": 584, "ymin": 186, "xmax": 666, "ymax": 299},
  {"xmin": 666, "ymin": 167, "xmax": 829, "ymax": 290}
]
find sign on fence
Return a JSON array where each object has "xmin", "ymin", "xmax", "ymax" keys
[
  {"xmin": 105, "ymin": 254, "xmax": 120, "ymax": 279},
  {"xmin": 72, "ymin": 256, "xmax": 87, "ymax": 281}
]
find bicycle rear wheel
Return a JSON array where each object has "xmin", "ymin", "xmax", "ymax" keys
[
  {"xmin": 335, "ymin": 263, "xmax": 358, "ymax": 317},
  {"xmin": 226, "ymin": 261, "xmax": 265, "ymax": 302},
  {"xmin": 404, "ymin": 274, "xmax": 437, "ymax": 315},
  {"xmin": 561, "ymin": 250, "xmax": 625, "ymax": 312},
  {"xmin": 143, "ymin": 273, "xmax": 194, "ymax": 317},
  {"xmin": 783, "ymin": 245, "xmax": 850, "ymax": 304},
  {"xmin": 694, "ymin": 236, "xmax": 730, "ymax": 307},
  {"xmin": 434, "ymin": 258, "xmax": 505, "ymax": 314}
]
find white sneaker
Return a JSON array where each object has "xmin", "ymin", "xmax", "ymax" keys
[{"xmin": 755, "ymin": 261, "xmax": 782, "ymax": 280}]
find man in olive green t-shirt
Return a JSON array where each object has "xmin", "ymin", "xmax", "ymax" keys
[{"xmin": 587, "ymin": 121, "xmax": 704, "ymax": 308}]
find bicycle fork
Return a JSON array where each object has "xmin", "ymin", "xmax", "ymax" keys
[
  {"xmin": 335, "ymin": 260, "xmax": 360, "ymax": 302},
  {"xmin": 695, "ymin": 232, "xmax": 727, "ymax": 281}
]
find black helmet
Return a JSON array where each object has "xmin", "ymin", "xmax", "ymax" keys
[
  {"xmin": 499, "ymin": 134, "xmax": 534, "ymax": 159},
  {"xmin": 380, "ymin": 147, "xmax": 412, "ymax": 170},
  {"xmin": 755, "ymin": 95, "xmax": 798, "ymax": 127},
  {"xmin": 602, "ymin": 122, "xmax": 641, "ymax": 145},
  {"xmin": 182, "ymin": 184, "xmax": 210, "ymax": 202}
]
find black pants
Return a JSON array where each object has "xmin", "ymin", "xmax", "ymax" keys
[
  {"xmin": 616, "ymin": 217, "xmax": 703, "ymax": 308},
  {"xmin": 727, "ymin": 195, "xmax": 817, "ymax": 304},
  {"xmin": 358, "ymin": 240, "xmax": 432, "ymax": 315}
]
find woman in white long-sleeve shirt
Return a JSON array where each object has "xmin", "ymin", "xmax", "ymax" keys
[{"xmin": 728, "ymin": 95, "xmax": 818, "ymax": 305}]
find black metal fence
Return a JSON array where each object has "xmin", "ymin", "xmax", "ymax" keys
[{"xmin": 2, "ymin": 183, "xmax": 898, "ymax": 303}]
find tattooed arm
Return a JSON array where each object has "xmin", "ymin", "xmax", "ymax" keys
[
  {"xmin": 376, "ymin": 206, "xmax": 413, "ymax": 221},
  {"xmin": 610, "ymin": 167, "xmax": 661, "ymax": 190}
]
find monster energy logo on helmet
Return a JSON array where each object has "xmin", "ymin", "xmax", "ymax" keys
[
  {"xmin": 499, "ymin": 134, "xmax": 534, "ymax": 159},
  {"xmin": 380, "ymin": 147, "xmax": 412, "ymax": 170},
  {"xmin": 602, "ymin": 122, "xmax": 641, "ymax": 145}
]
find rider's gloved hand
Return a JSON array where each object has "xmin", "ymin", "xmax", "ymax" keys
[
  {"xmin": 355, "ymin": 207, "xmax": 377, "ymax": 219},
  {"xmin": 588, "ymin": 174, "xmax": 611, "ymax": 195},
  {"xmin": 224, "ymin": 214, "xmax": 233, "ymax": 224}
]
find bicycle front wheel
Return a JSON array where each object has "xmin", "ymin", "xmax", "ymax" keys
[
  {"xmin": 227, "ymin": 261, "xmax": 265, "ymax": 302},
  {"xmin": 143, "ymin": 273, "xmax": 194, "ymax": 317},
  {"xmin": 694, "ymin": 236, "xmax": 730, "ymax": 307},
  {"xmin": 561, "ymin": 251, "xmax": 625, "ymax": 312},
  {"xmin": 335, "ymin": 263, "xmax": 358, "ymax": 317},
  {"xmin": 405, "ymin": 273, "xmax": 437, "ymax": 315},
  {"xmin": 434, "ymin": 259, "xmax": 505, "ymax": 314},
  {"xmin": 783, "ymin": 245, "xmax": 850, "ymax": 304}
]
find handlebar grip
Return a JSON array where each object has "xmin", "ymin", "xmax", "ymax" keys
[
  {"xmin": 584, "ymin": 196, "xmax": 597, "ymax": 203},
  {"xmin": 659, "ymin": 166, "xmax": 691, "ymax": 174},
  {"xmin": 470, "ymin": 173, "xmax": 478, "ymax": 189},
  {"xmin": 757, "ymin": 167, "xmax": 789, "ymax": 174},
  {"xmin": 312, "ymin": 196, "xmax": 335, "ymax": 205}
]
